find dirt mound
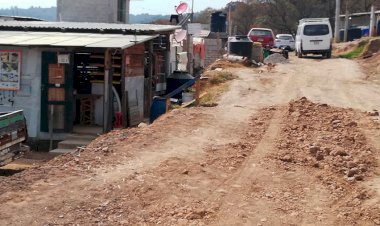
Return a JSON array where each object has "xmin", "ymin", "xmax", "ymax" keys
[
  {"xmin": 274, "ymin": 97, "xmax": 376, "ymax": 180},
  {"xmin": 271, "ymin": 97, "xmax": 379, "ymax": 224},
  {"xmin": 363, "ymin": 38, "xmax": 380, "ymax": 57},
  {"xmin": 264, "ymin": 53, "xmax": 288, "ymax": 64},
  {"xmin": 333, "ymin": 38, "xmax": 369, "ymax": 55}
]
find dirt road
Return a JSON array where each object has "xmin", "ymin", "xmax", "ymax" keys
[{"xmin": 1, "ymin": 56, "xmax": 380, "ymax": 225}]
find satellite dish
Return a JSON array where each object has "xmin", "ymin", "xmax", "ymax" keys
[
  {"xmin": 176, "ymin": 2, "xmax": 189, "ymax": 14},
  {"xmin": 174, "ymin": 29, "xmax": 187, "ymax": 42}
]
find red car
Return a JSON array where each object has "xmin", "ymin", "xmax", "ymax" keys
[{"xmin": 248, "ymin": 28, "xmax": 275, "ymax": 47}]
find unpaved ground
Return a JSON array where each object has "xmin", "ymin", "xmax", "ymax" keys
[{"xmin": 1, "ymin": 56, "xmax": 380, "ymax": 225}]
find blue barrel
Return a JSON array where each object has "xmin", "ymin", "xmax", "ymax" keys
[
  {"xmin": 339, "ymin": 28, "xmax": 362, "ymax": 41},
  {"xmin": 166, "ymin": 71, "xmax": 194, "ymax": 99},
  {"xmin": 150, "ymin": 97, "xmax": 167, "ymax": 123}
]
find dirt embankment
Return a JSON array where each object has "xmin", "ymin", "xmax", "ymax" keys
[
  {"xmin": 1, "ymin": 56, "xmax": 380, "ymax": 225},
  {"xmin": 2, "ymin": 97, "xmax": 380, "ymax": 225}
]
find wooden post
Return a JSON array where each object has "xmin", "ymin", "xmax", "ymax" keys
[
  {"xmin": 49, "ymin": 105, "xmax": 54, "ymax": 151},
  {"xmin": 195, "ymin": 79, "xmax": 200, "ymax": 106},
  {"xmin": 103, "ymin": 49, "xmax": 113, "ymax": 133},
  {"xmin": 121, "ymin": 49, "xmax": 127, "ymax": 128},
  {"xmin": 147, "ymin": 41, "xmax": 154, "ymax": 118}
]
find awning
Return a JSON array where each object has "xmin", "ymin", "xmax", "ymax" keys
[{"xmin": 0, "ymin": 31, "xmax": 158, "ymax": 49}]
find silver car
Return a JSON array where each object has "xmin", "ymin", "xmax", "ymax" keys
[{"xmin": 275, "ymin": 34, "xmax": 295, "ymax": 51}]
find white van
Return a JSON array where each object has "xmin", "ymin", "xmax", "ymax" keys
[{"xmin": 295, "ymin": 18, "xmax": 333, "ymax": 58}]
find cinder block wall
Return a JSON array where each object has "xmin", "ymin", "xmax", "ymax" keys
[
  {"xmin": 57, "ymin": 0, "xmax": 130, "ymax": 23},
  {"xmin": 204, "ymin": 39, "xmax": 224, "ymax": 67}
]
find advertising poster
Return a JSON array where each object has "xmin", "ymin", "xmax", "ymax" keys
[{"xmin": 0, "ymin": 51, "xmax": 21, "ymax": 90}]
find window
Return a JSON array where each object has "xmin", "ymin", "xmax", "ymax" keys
[
  {"xmin": 251, "ymin": 29, "xmax": 272, "ymax": 36},
  {"xmin": 277, "ymin": 35, "xmax": 294, "ymax": 40},
  {"xmin": 117, "ymin": 0, "xmax": 126, "ymax": 23},
  {"xmin": 303, "ymin": 24, "xmax": 330, "ymax": 36}
]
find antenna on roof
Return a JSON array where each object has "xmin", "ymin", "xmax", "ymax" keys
[
  {"xmin": 176, "ymin": 2, "xmax": 189, "ymax": 15},
  {"xmin": 174, "ymin": 29, "xmax": 187, "ymax": 42}
]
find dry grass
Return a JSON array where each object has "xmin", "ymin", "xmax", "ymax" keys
[
  {"xmin": 208, "ymin": 59, "xmax": 245, "ymax": 70},
  {"xmin": 199, "ymin": 70, "xmax": 237, "ymax": 107}
]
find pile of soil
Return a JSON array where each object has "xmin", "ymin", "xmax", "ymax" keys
[
  {"xmin": 272, "ymin": 97, "xmax": 379, "ymax": 223},
  {"xmin": 363, "ymin": 38, "xmax": 380, "ymax": 57},
  {"xmin": 359, "ymin": 39, "xmax": 380, "ymax": 81},
  {"xmin": 264, "ymin": 53, "xmax": 288, "ymax": 64}
]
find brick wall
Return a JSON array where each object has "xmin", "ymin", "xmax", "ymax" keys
[{"xmin": 204, "ymin": 39, "xmax": 225, "ymax": 67}]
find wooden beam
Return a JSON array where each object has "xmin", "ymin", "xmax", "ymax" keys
[
  {"xmin": 103, "ymin": 49, "xmax": 113, "ymax": 133},
  {"xmin": 121, "ymin": 49, "xmax": 128, "ymax": 128}
]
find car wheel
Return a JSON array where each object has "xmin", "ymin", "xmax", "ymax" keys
[{"xmin": 327, "ymin": 51, "xmax": 332, "ymax": 59}]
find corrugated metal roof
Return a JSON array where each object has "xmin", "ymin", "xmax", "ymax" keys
[
  {"xmin": 0, "ymin": 15, "xmax": 44, "ymax": 21},
  {"xmin": 0, "ymin": 31, "xmax": 157, "ymax": 49},
  {"xmin": 0, "ymin": 21, "xmax": 180, "ymax": 34}
]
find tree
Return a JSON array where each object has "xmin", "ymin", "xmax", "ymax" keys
[
  {"xmin": 229, "ymin": 2, "xmax": 258, "ymax": 34},
  {"xmin": 194, "ymin": 7, "xmax": 215, "ymax": 24}
]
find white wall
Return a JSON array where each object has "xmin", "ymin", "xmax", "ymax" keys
[{"xmin": 0, "ymin": 47, "xmax": 41, "ymax": 138}]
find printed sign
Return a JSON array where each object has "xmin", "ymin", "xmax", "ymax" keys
[
  {"xmin": 58, "ymin": 54, "xmax": 70, "ymax": 64},
  {"xmin": 0, "ymin": 51, "xmax": 21, "ymax": 90}
]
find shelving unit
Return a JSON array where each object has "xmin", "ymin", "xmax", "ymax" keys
[{"xmin": 86, "ymin": 52, "xmax": 122, "ymax": 84}]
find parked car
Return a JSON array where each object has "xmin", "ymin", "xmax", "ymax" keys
[
  {"xmin": 248, "ymin": 28, "xmax": 275, "ymax": 47},
  {"xmin": 275, "ymin": 34, "xmax": 295, "ymax": 51},
  {"xmin": 295, "ymin": 18, "xmax": 333, "ymax": 58}
]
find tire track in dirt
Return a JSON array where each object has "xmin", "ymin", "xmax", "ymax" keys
[{"xmin": 210, "ymin": 107, "xmax": 285, "ymax": 225}]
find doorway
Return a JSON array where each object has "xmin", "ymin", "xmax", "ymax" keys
[{"xmin": 40, "ymin": 52, "xmax": 73, "ymax": 133}]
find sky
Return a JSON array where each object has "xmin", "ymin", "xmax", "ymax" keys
[{"xmin": 0, "ymin": 0, "xmax": 232, "ymax": 14}]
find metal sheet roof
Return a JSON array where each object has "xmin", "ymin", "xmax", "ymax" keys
[
  {"xmin": 0, "ymin": 31, "xmax": 157, "ymax": 49},
  {"xmin": 0, "ymin": 21, "xmax": 180, "ymax": 34}
]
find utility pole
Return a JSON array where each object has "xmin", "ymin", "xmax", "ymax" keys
[
  {"xmin": 228, "ymin": 4, "xmax": 232, "ymax": 37},
  {"xmin": 334, "ymin": 0, "xmax": 341, "ymax": 43},
  {"xmin": 191, "ymin": 0, "xmax": 194, "ymax": 22},
  {"xmin": 369, "ymin": 4, "xmax": 376, "ymax": 37},
  {"xmin": 343, "ymin": 4, "xmax": 349, "ymax": 42}
]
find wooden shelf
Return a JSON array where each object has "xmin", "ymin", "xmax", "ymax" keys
[
  {"xmin": 90, "ymin": 80, "xmax": 121, "ymax": 85},
  {"xmin": 90, "ymin": 80, "xmax": 104, "ymax": 83},
  {"xmin": 90, "ymin": 55, "xmax": 104, "ymax": 59},
  {"xmin": 112, "ymin": 64, "xmax": 121, "ymax": 68},
  {"xmin": 90, "ymin": 72, "xmax": 104, "ymax": 76},
  {"xmin": 89, "ymin": 63, "xmax": 105, "ymax": 67}
]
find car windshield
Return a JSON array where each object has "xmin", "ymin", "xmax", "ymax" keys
[
  {"xmin": 277, "ymin": 35, "xmax": 293, "ymax": 40},
  {"xmin": 250, "ymin": 30, "xmax": 272, "ymax": 36},
  {"xmin": 303, "ymin": 24, "xmax": 329, "ymax": 36}
]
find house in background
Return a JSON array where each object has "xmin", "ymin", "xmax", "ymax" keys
[{"xmin": 57, "ymin": 0, "xmax": 130, "ymax": 23}]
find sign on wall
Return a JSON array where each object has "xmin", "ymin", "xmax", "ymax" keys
[{"xmin": 0, "ymin": 51, "xmax": 21, "ymax": 90}]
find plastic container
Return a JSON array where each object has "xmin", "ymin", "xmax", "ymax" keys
[
  {"xmin": 252, "ymin": 43, "xmax": 264, "ymax": 62},
  {"xmin": 182, "ymin": 92, "xmax": 194, "ymax": 103},
  {"xmin": 228, "ymin": 35, "xmax": 253, "ymax": 59},
  {"xmin": 211, "ymin": 11, "xmax": 227, "ymax": 33}
]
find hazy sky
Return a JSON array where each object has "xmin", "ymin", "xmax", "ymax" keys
[{"xmin": 0, "ymin": 0, "xmax": 232, "ymax": 14}]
